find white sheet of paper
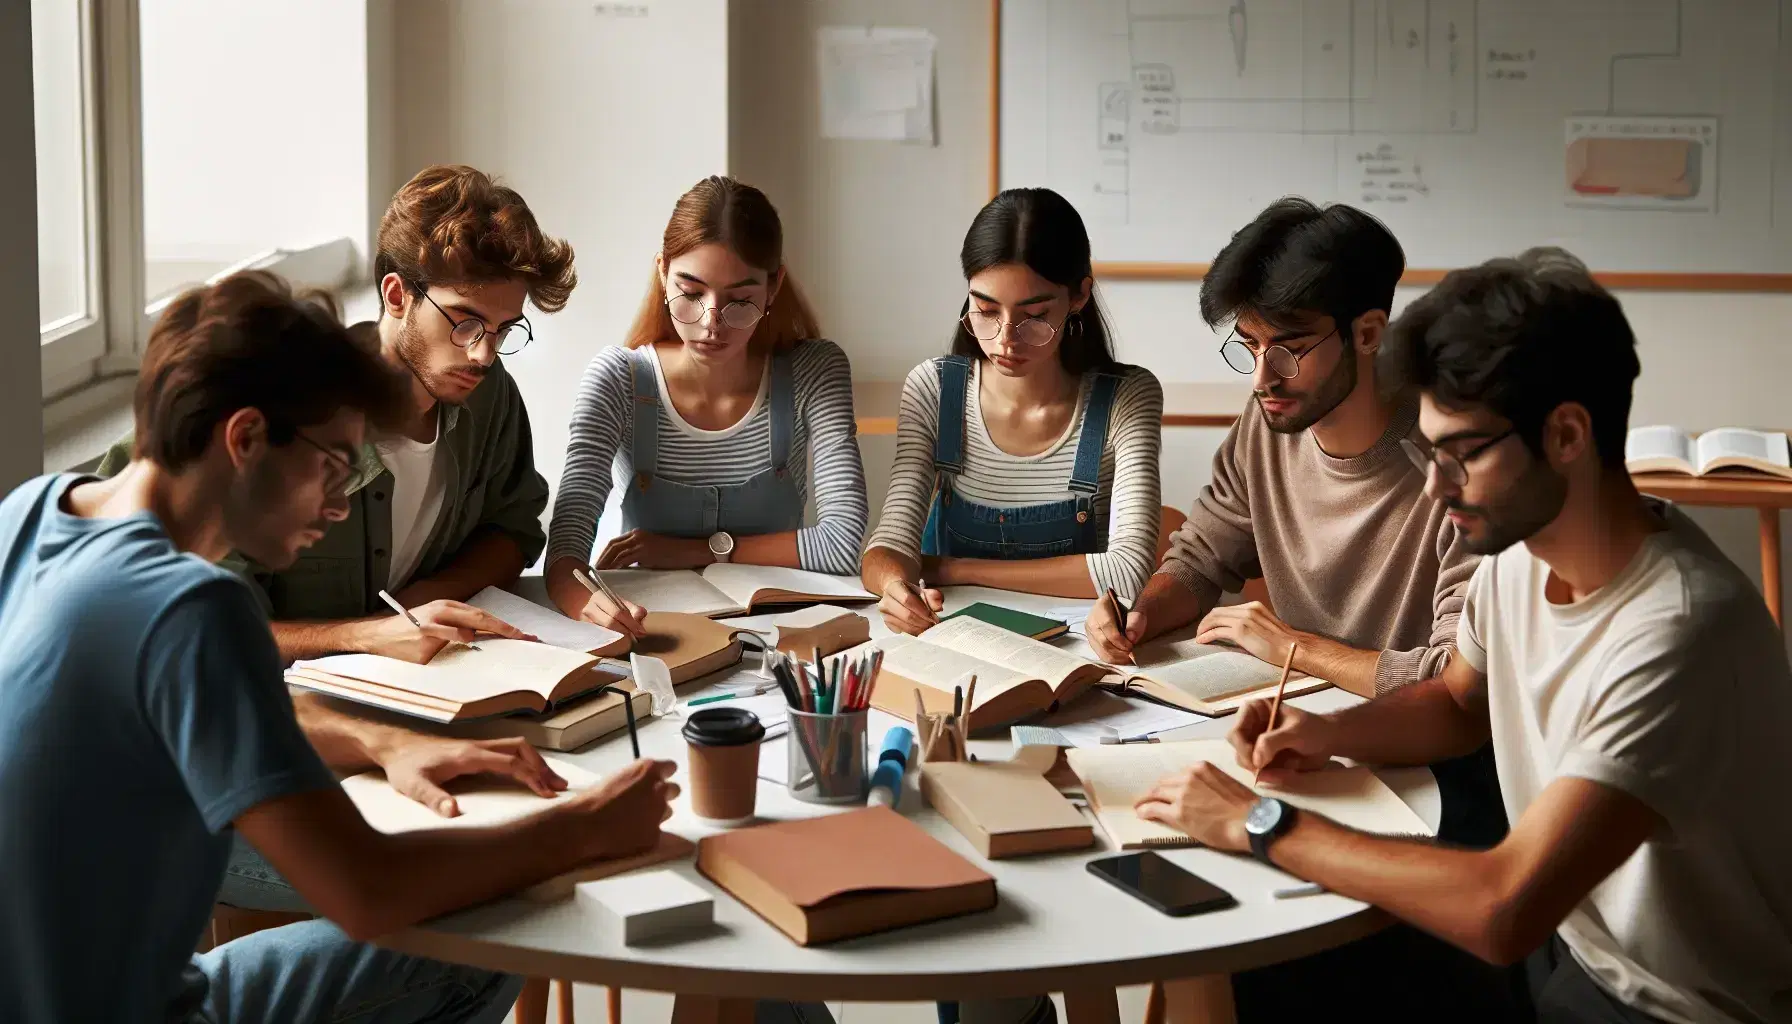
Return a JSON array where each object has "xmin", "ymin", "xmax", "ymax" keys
[
  {"xmin": 1038, "ymin": 691, "xmax": 1207, "ymax": 746},
  {"xmin": 817, "ymin": 26, "xmax": 936, "ymax": 143},
  {"xmin": 341, "ymin": 755, "xmax": 600, "ymax": 833},
  {"xmin": 468, "ymin": 586, "xmax": 624, "ymax": 653}
]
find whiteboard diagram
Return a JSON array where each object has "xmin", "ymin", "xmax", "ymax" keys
[{"xmin": 999, "ymin": 0, "xmax": 1792, "ymax": 277}]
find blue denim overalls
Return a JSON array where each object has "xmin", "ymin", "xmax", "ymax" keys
[
  {"xmin": 620, "ymin": 347, "xmax": 805, "ymax": 538},
  {"xmin": 920, "ymin": 355, "xmax": 1120, "ymax": 559}
]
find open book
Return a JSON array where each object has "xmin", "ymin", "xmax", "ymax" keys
[
  {"xmin": 1066, "ymin": 740, "xmax": 1432, "ymax": 850},
  {"xmin": 598, "ymin": 565, "xmax": 875, "ymax": 618},
  {"xmin": 1626, "ymin": 426, "xmax": 1792, "ymax": 480},
  {"xmin": 285, "ymin": 612, "xmax": 746, "ymax": 724},
  {"xmin": 867, "ymin": 617, "xmax": 1332, "ymax": 731}
]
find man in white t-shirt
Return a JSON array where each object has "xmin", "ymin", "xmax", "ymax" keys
[{"xmin": 1138, "ymin": 247, "xmax": 1792, "ymax": 1024}]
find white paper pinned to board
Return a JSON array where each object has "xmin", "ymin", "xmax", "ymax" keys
[{"xmin": 817, "ymin": 26, "xmax": 936, "ymax": 144}]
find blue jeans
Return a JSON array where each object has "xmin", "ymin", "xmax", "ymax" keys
[{"xmin": 189, "ymin": 918, "xmax": 523, "ymax": 1023}]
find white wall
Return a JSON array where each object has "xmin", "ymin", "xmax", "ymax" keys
[
  {"xmin": 6, "ymin": 0, "xmax": 46, "ymax": 490},
  {"xmin": 729, "ymin": 1, "xmax": 1792, "ymax": 641},
  {"xmin": 140, "ymin": 0, "xmax": 369, "ymax": 268},
  {"xmin": 391, "ymin": 0, "xmax": 730, "ymax": 521}
]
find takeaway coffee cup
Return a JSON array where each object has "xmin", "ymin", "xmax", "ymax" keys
[{"xmin": 681, "ymin": 707, "xmax": 766, "ymax": 825}]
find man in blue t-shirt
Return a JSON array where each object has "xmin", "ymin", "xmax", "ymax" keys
[{"xmin": 0, "ymin": 273, "xmax": 678, "ymax": 1023}]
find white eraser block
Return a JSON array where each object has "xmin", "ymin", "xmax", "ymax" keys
[{"xmin": 576, "ymin": 869, "xmax": 714, "ymax": 944}]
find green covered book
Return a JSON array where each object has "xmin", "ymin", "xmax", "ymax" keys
[{"xmin": 938, "ymin": 602, "xmax": 1069, "ymax": 642}]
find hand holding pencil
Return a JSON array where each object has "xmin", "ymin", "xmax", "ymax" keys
[{"xmin": 1227, "ymin": 642, "xmax": 1336, "ymax": 785}]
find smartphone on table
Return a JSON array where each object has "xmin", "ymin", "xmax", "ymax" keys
[{"xmin": 1086, "ymin": 852, "xmax": 1238, "ymax": 917}]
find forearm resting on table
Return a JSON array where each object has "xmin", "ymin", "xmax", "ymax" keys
[
  {"xmin": 728, "ymin": 530, "xmax": 801, "ymax": 569},
  {"xmin": 391, "ymin": 527, "xmax": 527, "ymax": 607},
  {"xmin": 934, "ymin": 554, "xmax": 1099, "ymax": 598},
  {"xmin": 1289, "ymin": 635, "xmax": 1384, "ymax": 698},
  {"xmin": 271, "ymin": 617, "xmax": 386, "ymax": 663},
  {"xmin": 292, "ymin": 691, "xmax": 413, "ymax": 774},
  {"xmin": 1321, "ymin": 672, "xmax": 1490, "ymax": 767},
  {"xmin": 1267, "ymin": 776, "xmax": 1657, "ymax": 965},
  {"xmin": 1134, "ymin": 572, "xmax": 1210, "ymax": 639},
  {"xmin": 237, "ymin": 788, "xmax": 590, "ymax": 942}
]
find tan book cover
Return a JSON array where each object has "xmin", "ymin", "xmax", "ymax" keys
[
  {"xmin": 920, "ymin": 760, "xmax": 1094, "ymax": 859},
  {"xmin": 695, "ymin": 806, "xmax": 996, "ymax": 946}
]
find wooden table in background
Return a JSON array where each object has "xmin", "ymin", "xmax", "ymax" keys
[
  {"xmin": 1633, "ymin": 472, "xmax": 1792, "ymax": 626},
  {"xmin": 852, "ymin": 380, "xmax": 1252, "ymax": 435}
]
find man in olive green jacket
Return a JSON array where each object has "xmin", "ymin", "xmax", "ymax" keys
[{"xmin": 101, "ymin": 164, "xmax": 577, "ymax": 666}]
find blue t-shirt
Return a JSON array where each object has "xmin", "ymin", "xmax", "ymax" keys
[{"xmin": 0, "ymin": 474, "xmax": 335, "ymax": 1022}]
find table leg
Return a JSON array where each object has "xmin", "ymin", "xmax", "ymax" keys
[
  {"xmin": 670, "ymin": 994, "xmax": 755, "ymax": 1024},
  {"xmin": 1760, "ymin": 507, "xmax": 1782, "ymax": 627},
  {"xmin": 1063, "ymin": 986, "xmax": 1122, "ymax": 1024},
  {"xmin": 1159, "ymin": 976, "xmax": 1236, "ymax": 1024},
  {"xmin": 514, "ymin": 978, "xmax": 548, "ymax": 1024}
]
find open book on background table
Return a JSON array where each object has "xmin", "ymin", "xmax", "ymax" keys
[
  {"xmin": 1626, "ymin": 425, "xmax": 1792, "ymax": 480},
  {"xmin": 597, "ymin": 565, "xmax": 875, "ymax": 618},
  {"xmin": 1066, "ymin": 740, "xmax": 1432, "ymax": 850},
  {"xmin": 868, "ymin": 616, "xmax": 1331, "ymax": 731}
]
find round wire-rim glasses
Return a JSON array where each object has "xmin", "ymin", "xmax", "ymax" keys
[
  {"xmin": 414, "ymin": 285, "xmax": 533, "ymax": 356},
  {"xmin": 666, "ymin": 293, "xmax": 766, "ymax": 331},
  {"xmin": 1218, "ymin": 329, "xmax": 1339, "ymax": 379},
  {"xmin": 962, "ymin": 309, "xmax": 1058, "ymax": 347}
]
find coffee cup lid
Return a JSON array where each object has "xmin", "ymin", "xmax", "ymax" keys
[{"xmin": 682, "ymin": 706, "xmax": 766, "ymax": 746}]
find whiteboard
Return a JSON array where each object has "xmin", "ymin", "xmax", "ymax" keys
[{"xmin": 998, "ymin": 0, "xmax": 1792, "ymax": 279}]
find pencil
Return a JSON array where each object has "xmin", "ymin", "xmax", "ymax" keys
[
  {"xmin": 1255, "ymin": 640, "xmax": 1298, "ymax": 785},
  {"xmin": 1104, "ymin": 587, "xmax": 1129, "ymax": 622},
  {"xmin": 962, "ymin": 674, "xmax": 977, "ymax": 730}
]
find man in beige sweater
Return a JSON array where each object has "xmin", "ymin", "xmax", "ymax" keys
[{"xmin": 1087, "ymin": 199, "xmax": 1516, "ymax": 1021}]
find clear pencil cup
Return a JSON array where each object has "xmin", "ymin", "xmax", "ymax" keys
[{"xmin": 785, "ymin": 708, "xmax": 869, "ymax": 805}]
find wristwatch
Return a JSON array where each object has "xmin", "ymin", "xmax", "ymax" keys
[
  {"xmin": 706, "ymin": 531, "xmax": 735, "ymax": 564},
  {"xmin": 1245, "ymin": 797, "xmax": 1297, "ymax": 866}
]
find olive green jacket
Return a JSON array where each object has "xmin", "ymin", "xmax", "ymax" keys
[{"xmin": 97, "ymin": 358, "xmax": 549, "ymax": 620}]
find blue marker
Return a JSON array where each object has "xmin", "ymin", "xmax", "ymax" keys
[{"xmin": 866, "ymin": 726, "xmax": 915, "ymax": 808}]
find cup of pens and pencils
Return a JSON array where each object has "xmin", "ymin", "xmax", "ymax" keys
[{"xmin": 765, "ymin": 646, "xmax": 881, "ymax": 805}]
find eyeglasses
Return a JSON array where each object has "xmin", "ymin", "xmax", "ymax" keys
[
  {"xmin": 291, "ymin": 430, "xmax": 358, "ymax": 496},
  {"xmin": 1401, "ymin": 429, "xmax": 1518, "ymax": 488},
  {"xmin": 666, "ymin": 293, "xmax": 766, "ymax": 330},
  {"xmin": 1219, "ymin": 329, "xmax": 1339, "ymax": 378},
  {"xmin": 962, "ymin": 310, "xmax": 1058, "ymax": 347},
  {"xmin": 415, "ymin": 285, "xmax": 533, "ymax": 355}
]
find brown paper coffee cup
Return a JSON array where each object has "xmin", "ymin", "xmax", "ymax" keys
[{"xmin": 681, "ymin": 707, "xmax": 766, "ymax": 825}]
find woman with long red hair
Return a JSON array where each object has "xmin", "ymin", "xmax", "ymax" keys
[{"xmin": 545, "ymin": 176, "xmax": 867, "ymax": 633}]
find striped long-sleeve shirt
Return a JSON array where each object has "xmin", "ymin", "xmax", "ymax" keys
[
  {"xmin": 546, "ymin": 340, "xmax": 868, "ymax": 574},
  {"xmin": 866, "ymin": 357, "xmax": 1164, "ymax": 598}
]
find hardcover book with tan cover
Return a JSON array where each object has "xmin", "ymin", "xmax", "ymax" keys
[
  {"xmin": 920, "ymin": 760, "xmax": 1094, "ymax": 859},
  {"xmin": 695, "ymin": 806, "xmax": 996, "ymax": 946}
]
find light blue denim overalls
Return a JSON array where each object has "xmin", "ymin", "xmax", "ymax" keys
[
  {"xmin": 621, "ymin": 347, "xmax": 805, "ymax": 538},
  {"xmin": 921, "ymin": 355, "xmax": 1121, "ymax": 559}
]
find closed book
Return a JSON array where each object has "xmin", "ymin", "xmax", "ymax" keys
[
  {"xmin": 938, "ymin": 602, "xmax": 1069, "ymax": 642},
  {"xmin": 695, "ymin": 806, "xmax": 996, "ymax": 946},
  {"xmin": 919, "ymin": 760, "xmax": 1094, "ymax": 859}
]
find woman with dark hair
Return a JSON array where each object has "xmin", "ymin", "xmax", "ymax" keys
[
  {"xmin": 545, "ymin": 176, "xmax": 868, "ymax": 634},
  {"xmin": 863, "ymin": 187, "xmax": 1164, "ymax": 636}
]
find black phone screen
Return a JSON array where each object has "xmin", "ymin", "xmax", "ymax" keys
[{"xmin": 1086, "ymin": 852, "xmax": 1239, "ymax": 917}]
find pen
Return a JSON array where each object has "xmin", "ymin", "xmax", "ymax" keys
[
  {"xmin": 686, "ymin": 682, "xmax": 777, "ymax": 707},
  {"xmin": 1098, "ymin": 733, "xmax": 1160, "ymax": 745},
  {"xmin": 1255, "ymin": 641, "xmax": 1299, "ymax": 785},
  {"xmin": 1273, "ymin": 882, "xmax": 1325, "ymax": 899},
  {"xmin": 1104, "ymin": 587, "xmax": 1130, "ymax": 623},
  {"xmin": 378, "ymin": 589, "xmax": 479, "ymax": 651}
]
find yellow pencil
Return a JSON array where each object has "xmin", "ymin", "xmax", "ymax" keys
[{"xmin": 1255, "ymin": 641, "xmax": 1298, "ymax": 786}]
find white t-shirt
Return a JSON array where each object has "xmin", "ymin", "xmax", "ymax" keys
[
  {"xmin": 1458, "ymin": 501, "xmax": 1792, "ymax": 1024},
  {"xmin": 374, "ymin": 417, "xmax": 447, "ymax": 592}
]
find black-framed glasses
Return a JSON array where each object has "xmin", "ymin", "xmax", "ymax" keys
[
  {"xmin": 415, "ymin": 285, "xmax": 533, "ymax": 355},
  {"xmin": 291, "ymin": 430, "xmax": 357, "ymax": 496},
  {"xmin": 667, "ymin": 293, "xmax": 766, "ymax": 330},
  {"xmin": 1219, "ymin": 329, "xmax": 1339, "ymax": 378},
  {"xmin": 1401, "ymin": 429, "xmax": 1518, "ymax": 488},
  {"xmin": 962, "ymin": 309, "xmax": 1058, "ymax": 347}
]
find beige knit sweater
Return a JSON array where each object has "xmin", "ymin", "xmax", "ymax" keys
[{"xmin": 1157, "ymin": 397, "xmax": 1477, "ymax": 695}]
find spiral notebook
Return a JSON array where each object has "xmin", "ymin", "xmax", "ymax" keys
[{"xmin": 1065, "ymin": 740, "xmax": 1431, "ymax": 849}]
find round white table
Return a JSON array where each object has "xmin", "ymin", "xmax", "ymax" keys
[{"xmin": 381, "ymin": 586, "xmax": 1439, "ymax": 1023}]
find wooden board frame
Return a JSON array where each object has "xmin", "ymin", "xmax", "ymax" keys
[{"xmin": 986, "ymin": 0, "xmax": 1792, "ymax": 293}]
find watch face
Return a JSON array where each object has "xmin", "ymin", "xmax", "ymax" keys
[
  {"xmin": 1244, "ymin": 797, "xmax": 1285, "ymax": 837},
  {"xmin": 707, "ymin": 532, "xmax": 733, "ymax": 555}
]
